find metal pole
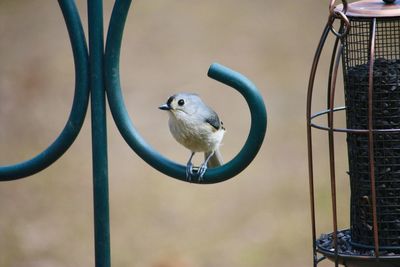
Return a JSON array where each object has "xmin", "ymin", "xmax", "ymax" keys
[
  {"xmin": 88, "ymin": 0, "xmax": 111, "ymax": 266},
  {"xmin": 327, "ymin": 42, "xmax": 343, "ymax": 267},
  {"xmin": 368, "ymin": 18, "xmax": 380, "ymax": 258},
  {"xmin": 306, "ymin": 22, "xmax": 331, "ymax": 267}
]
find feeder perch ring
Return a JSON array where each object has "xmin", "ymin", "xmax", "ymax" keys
[{"xmin": 316, "ymin": 230, "xmax": 400, "ymax": 267}]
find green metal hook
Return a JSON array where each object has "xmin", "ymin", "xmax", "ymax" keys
[
  {"xmin": 105, "ymin": 0, "xmax": 267, "ymax": 184},
  {"xmin": 0, "ymin": 0, "xmax": 90, "ymax": 181}
]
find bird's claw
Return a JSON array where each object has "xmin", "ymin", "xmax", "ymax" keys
[
  {"xmin": 186, "ymin": 162, "xmax": 194, "ymax": 181},
  {"xmin": 198, "ymin": 164, "xmax": 208, "ymax": 181},
  {"xmin": 185, "ymin": 163, "xmax": 207, "ymax": 182}
]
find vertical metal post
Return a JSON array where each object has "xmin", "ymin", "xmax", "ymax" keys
[
  {"xmin": 307, "ymin": 22, "xmax": 331, "ymax": 267},
  {"xmin": 368, "ymin": 18, "xmax": 380, "ymax": 258},
  {"xmin": 88, "ymin": 0, "xmax": 111, "ymax": 266},
  {"xmin": 327, "ymin": 42, "xmax": 343, "ymax": 267}
]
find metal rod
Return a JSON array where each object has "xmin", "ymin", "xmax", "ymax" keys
[
  {"xmin": 88, "ymin": 0, "xmax": 111, "ymax": 266},
  {"xmin": 310, "ymin": 107, "xmax": 400, "ymax": 133},
  {"xmin": 327, "ymin": 32, "xmax": 341, "ymax": 110},
  {"xmin": 0, "ymin": 0, "xmax": 90, "ymax": 181},
  {"xmin": 327, "ymin": 41, "xmax": 344, "ymax": 267},
  {"xmin": 306, "ymin": 22, "xmax": 331, "ymax": 267},
  {"xmin": 368, "ymin": 18, "xmax": 380, "ymax": 258}
]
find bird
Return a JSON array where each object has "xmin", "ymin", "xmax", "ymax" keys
[{"xmin": 159, "ymin": 93, "xmax": 225, "ymax": 181}]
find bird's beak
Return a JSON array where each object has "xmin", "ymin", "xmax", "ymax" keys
[{"xmin": 159, "ymin": 103, "xmax": 171, "ymax": 110}]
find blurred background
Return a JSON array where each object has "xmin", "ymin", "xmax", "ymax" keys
[{"xmin": 0, "ymin": 0, "xmax": 352, "ymax": 266}]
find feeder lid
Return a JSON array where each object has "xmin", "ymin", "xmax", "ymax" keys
[{"xmin": 336, "ymin": 0, "xmax": 400, "ymax": 18}]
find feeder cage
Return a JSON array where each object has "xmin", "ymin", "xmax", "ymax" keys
[{"xmin": 307, "ymin": 0, "xmax": 400, "ymax": 266}]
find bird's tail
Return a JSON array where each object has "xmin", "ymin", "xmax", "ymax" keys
[{"xmin": 205, "ymin": 149, "xmax": 223, "ymax": 168}]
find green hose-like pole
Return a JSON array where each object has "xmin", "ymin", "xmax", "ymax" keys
[
  {"xmin": 0, "ymin": 0, "xmax": 89, "ymax": 181},
  {"xmin": 88, "ymin": 0, "xmax": 111, "ymax": 266},
  {"xmin": 105, "ymin": 0, "xmax": 267, "ymax": 184}
]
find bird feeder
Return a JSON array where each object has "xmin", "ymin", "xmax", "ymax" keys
[{"xmin": 307, "ymin": 0, "xmax": 400, "ymax": 266}]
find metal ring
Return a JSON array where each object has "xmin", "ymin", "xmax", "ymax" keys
[
  {"xmin": 329, "ymin": 10, "xmax": 351, "ymax": 38},
  {"xmin": 329, "ymin": 0, "xmax": 348, "ymax": 14},
  {"xmin": 104, "ymin": 0, "xmax": 267, "ymax": 184},
  {"xmin": 0, "ymin": 0, "xmax": 89, "ymax": 181},
  {"xmin": 310, "ymin": 107, "xmax": 400, "ymax": 134}
]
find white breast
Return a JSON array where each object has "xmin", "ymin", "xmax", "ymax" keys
[{"xmin": 168, "ymin": 114, "xmax": 224, "ymax": 153}]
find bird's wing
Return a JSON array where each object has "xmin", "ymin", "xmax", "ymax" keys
[{"xmin": 205, "ymin": 110, "xmax": 222, "ymax": 130}]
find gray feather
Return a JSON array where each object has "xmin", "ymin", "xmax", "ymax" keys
[{"xmin": 205, "ymin": 114, "xmax": 222, "ymax": 130}]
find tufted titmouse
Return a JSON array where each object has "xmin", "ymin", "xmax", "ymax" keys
[{"xmin": 159, "ymin": 93, "xmax": 225, "ymax": 181}]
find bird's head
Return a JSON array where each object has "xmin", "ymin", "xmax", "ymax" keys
[{"xmin": 159, "ymin": 93, "xmax": 201, "ymax": 116}]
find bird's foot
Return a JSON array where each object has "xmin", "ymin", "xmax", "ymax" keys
[
  {"xmin": 186, "ymin": 162, "xmax": 195, "ymax": 182},
  {"xmin": 197, "ymin": 163, "xmax": 208, "ymax": 181},
  {"xmin": 185, "ymin": 164, "xmax": 207, "ymax": 182}
]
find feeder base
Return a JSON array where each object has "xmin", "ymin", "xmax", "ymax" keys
[
  {"xmin": 328, "ymin": 258, "xmax": 400, "ymax": 267},
  {"xmin": 316, "ymin": 229, "xmax": 400, "ymax": 267}
]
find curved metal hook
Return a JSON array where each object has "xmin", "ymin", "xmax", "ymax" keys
[
  {"xmin": 0, "ymin": 0, "xmax": 89, "ymax": 181},
  {"xmin": 329, "ymin": 10, "xmax": 351, "ymax": 38},
  {"xmin": 328, "ymin": 0, "xmax": 350, "ymax": 38},
  {"xmin": 329, "ymin": 0, "xmax": 348, "ymax": 14},
  {"xmin": 104, "ymin": 0, "xmax": 267, "ymax": 184}
]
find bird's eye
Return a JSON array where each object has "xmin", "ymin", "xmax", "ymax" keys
[{"xmin": 178, "ymin": 99, "xmax": 185, "ymax": 106}]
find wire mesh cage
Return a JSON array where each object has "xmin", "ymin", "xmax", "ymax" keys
[
  {"xmin": 307, "ymin": 0, "xmax": 400, "ymax": 266},
  {"xmin": 344, "ymin": 16, "xmax": 400, "ymax": 250}
]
